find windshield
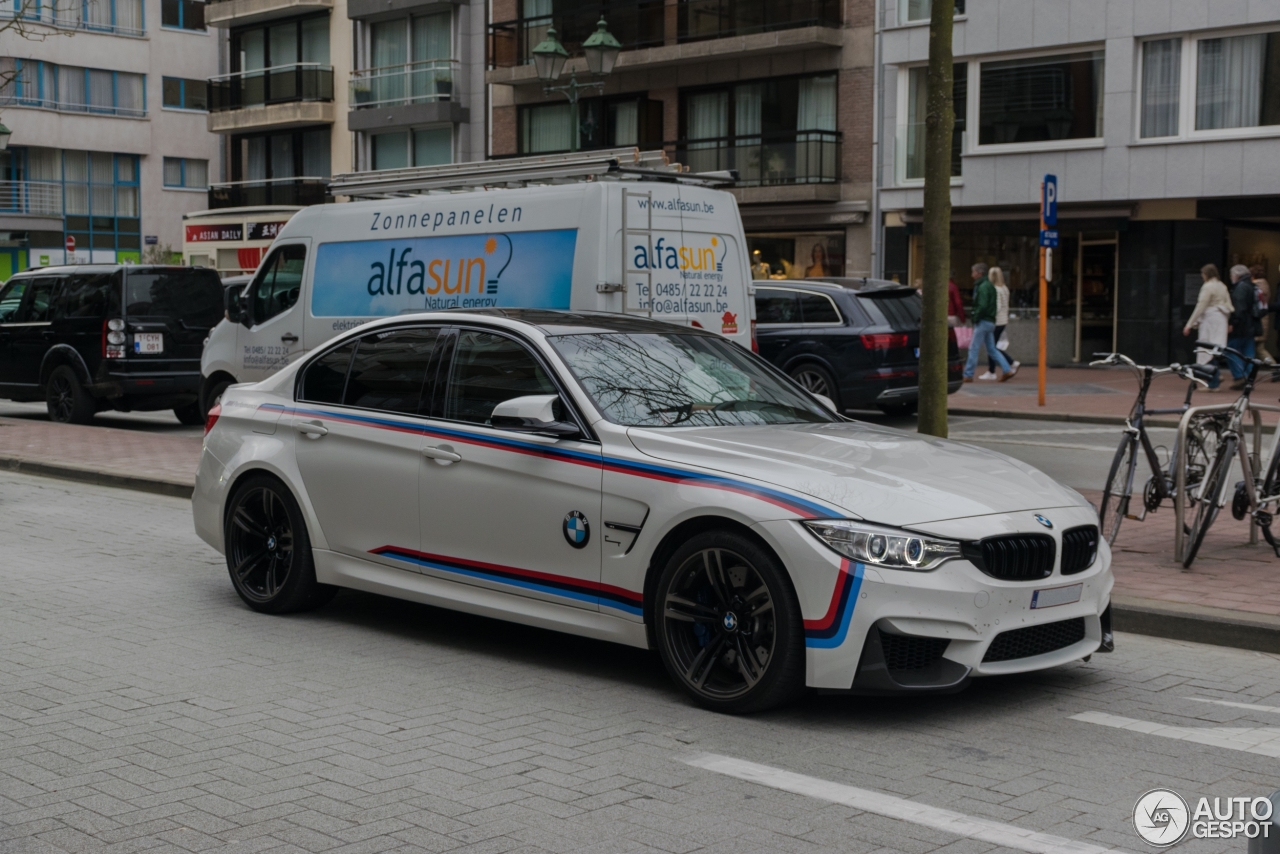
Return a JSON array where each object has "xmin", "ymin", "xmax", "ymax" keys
[
  {"xmin": 549, "ymin": 332, "xmax": 835, "ymax": 428},
  {"xmin": 124, "ymin": 268, "xmax": 223, "ymax": 328}
]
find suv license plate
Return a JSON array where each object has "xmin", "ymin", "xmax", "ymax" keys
[
  {"xmin": 134, "ymin": 332, "xmax": 163, "ymax": 354},
  {"xmin": 1030, "ymin": 583, "xmax": 1082, "ymax": 609}
]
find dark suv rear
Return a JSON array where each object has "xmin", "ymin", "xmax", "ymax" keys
[
  {"xmin": 0, "ymin": 265, "xmax": 224, "ymax": 424},
  {"xmin": 753, "ymin": 278, "xmax": 963, "ymax": 415}
]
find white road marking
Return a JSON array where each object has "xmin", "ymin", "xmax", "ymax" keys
[
  {"xmin": 1071, "ymin": 711, "xmax": 1280, "ymax": 757},
  {"xmin": 681, "ymin": 753, "xmax": 1123, "ymax": 854},
  {"xmin": 1187, "ymin": 697, "xmax": 1280, "ymax": 713}
]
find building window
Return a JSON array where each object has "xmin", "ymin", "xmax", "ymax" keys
[
  {"xmin": 678, "ymin": 73, "xmax": 839, "ymax": 186},
  {"xmin": 900, "ymin": 0, "xmax": 964, "ymax": 23},
  {"xmin": 160, "ymin": 0, "xmax": 204, "ymax": 30},
  {"xmin": 1, "ymin": 0, "xmax": 144, "ymax": 35},
  {"xmin": 1139, "ymin": 38, "xmax": 1181, "ymax": 138},
  {"xmin": 232, "ymin": 128, "xmax": 331, "ymax": 182},
  {"xmin": 1195, "ymin": 32, "xmax": 1280, "ymax": 130},
  {"xmin": 161, "ymin": 76, "xmax": 208, "ymax": 111},
  {"xmin": 62, "ymin": 150, "xmax": 142, "ymax": 257},
  {"xmin": 977, "ymin": 50, "xmax": 1104, "ymax": 146},
  {"xmin": 231, "ymin": 15, "xmax": 329, "ymax": 74},
  {"xmin": 371, "ymin": 127, "xmax": 451, "ymax": 170},
  {"xmin": 163, "ymin": 157, "xmax": 209, "ymax": 189},
  {"xmin": 901, "ymin": 63, "xmax": 967, "ymax": 180},
  {"xmin": 0, "ymin": 60, "xmax": 146, "ymax": 117},
  {"xmin": 518, "ymin": 95, "xmax": 662, "ymax": 154},
  {"xmin": 354, "ymin": 12, "xmax": 453, "ymax": 109}
]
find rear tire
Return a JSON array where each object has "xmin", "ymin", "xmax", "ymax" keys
[
  {"xmin": 653, "ymin": 530, "xmax": 804, "ymax": 714},
  {"xmin": 1184, "ymin": 436, "xmax": 1235, "ymax": 568},
  {"xmin": 1099, "ymin": 436, "xmax": 1137, "ymax": 545},
  {"xmin": 45, "ymin": 366, "xmax": 95, "ymax": 425},
  {"xmin": 788, "ymin": 363, "xmax": 841, "ymax": 412},
  {"xmin": 201, "ymin": 377, "xmax": 232, "ymax": 418},
  {"xmin": 174, "ymin": 402, "xmax": 205, "ymax": 426},
  {"xmin": 224, "ymin": 474, "xmax": 337, "ymax": 614}
]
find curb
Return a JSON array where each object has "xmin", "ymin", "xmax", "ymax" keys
[
  {"xmin": 1111, "ymin": 595, "xmax": 1280, "ymax": 654},
  {"xmin": 950, "ymin": 406, "xmax": 1277, "ymax": 433},
  {"xmin": 0, "ymin": 456, "xmax": 194, "ymax": 499}
]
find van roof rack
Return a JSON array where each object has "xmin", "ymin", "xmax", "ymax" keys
[{"xmin": 328, "ymin": 148, "xmax": 737, "ymax": 199}]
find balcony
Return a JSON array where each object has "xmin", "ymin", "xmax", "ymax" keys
[
  {"xmin": 0, "ymin": 94, "xmax": 146, "ymax": 119},
  {"xmin": 0, "ymin": 180, "xmax": 64, "ymax": 231},
  {"xmin": 348, "ymin": 59, "xmax": 468, "ymax": 131},
  {"xmin": 670, "ymin": 130, "xmax": 839, "ymax": 198},
  {"xmin": 208, "ymin": 178, "xmax": 328, "ymax": 209},
  {"xmin": 678, "ymin": 0, "xmax": 840, "ymax": 42},
  {"xmin": 204, "ymin": 0, "xmax": 333, "ymax": 28},
  {"xmin": 0, "ymin": 7, "xmax": 145, "ymax": 36},
  {"xmin": 208, "ymin": 64, "xmax": 335, "ymax": 133},
  {"xmin": 489, "ymin": 0, "xmax": 665, "ymax": 70}
]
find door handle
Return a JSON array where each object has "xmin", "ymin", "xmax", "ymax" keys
[
  {"xmin": 41, "ymin": 329, "xmax": 55, "ymax": 338},
  {"xmin": 294, "ymin": 421, "xmax": 328, "ymax": 438},
  {"xmin": 422, "ymin": 444, "xmax": 461, "ymax": 463},
  {"xmin": 281, "ymin": 333, "xmax": 299, "ymax": 344}
]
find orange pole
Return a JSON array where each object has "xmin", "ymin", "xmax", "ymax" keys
[{"xmin": 1038, "ymin": 185, "xmax": 1047, "ymax": 407}]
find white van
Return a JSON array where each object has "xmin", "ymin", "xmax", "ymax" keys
[{"xmin": 199, "ymin": 180, "xmax": 754, "ymax": 412}]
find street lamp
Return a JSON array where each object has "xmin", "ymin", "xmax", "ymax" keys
[
  {"xmin": 0, "ymin": 121, "xmax": 11, "ymax": 151},
  {"xmin": 531, "ymin": 17, "xmax": 620, "ymax": 152}
]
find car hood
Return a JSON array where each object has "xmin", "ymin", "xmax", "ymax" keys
[{"xmin": 625, "ymin": 421, "xmax": 1087, "ymax": 526}]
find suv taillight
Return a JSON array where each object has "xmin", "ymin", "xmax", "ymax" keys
[
  {"xmin": 859, "ymin": 333, "xmax": 909, "ymax": 350},
  {"xmin": 103, "ymin": 318, "xmax": 126, "ymax": 358},
  {"xmin": 204, "ymin": 402, "xmax": 221, "ymax": 436},
  {"xmin": 750, "ymin": 319, "xmax": 758, "ymax": 353}
]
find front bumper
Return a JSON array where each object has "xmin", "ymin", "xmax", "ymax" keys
[{"xmin": 757, "ymin": 504, "xmax": 1113, "ymax": 692}]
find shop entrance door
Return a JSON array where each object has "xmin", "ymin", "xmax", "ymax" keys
[{"xmin": 1075, "ymin": 235, "xmax": 1118, "ymax": 362}]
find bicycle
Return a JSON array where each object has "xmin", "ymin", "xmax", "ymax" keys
[
  {"xmin": 1093, "ymin": 353, "xmax": 1219, "ymax": 546},
  {"xmin": 1182, "ymin": 344, "xmax": 1280, "ymax": 567}
]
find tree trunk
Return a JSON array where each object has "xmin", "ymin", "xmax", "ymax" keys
[{"xmin": 917, "ymin": 0, "xmax": 955, "ymax": 439}]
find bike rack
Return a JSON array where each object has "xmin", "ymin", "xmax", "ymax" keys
[{"xmin": 1173, "ymin": 401, "xmax": 1280, "ymax": 563}]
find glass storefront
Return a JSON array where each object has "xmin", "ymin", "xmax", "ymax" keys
[{"xmin": 747, "ymin": 231, "xmax": 846, "ymax": 279}]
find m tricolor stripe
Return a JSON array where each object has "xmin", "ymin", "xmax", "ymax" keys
[{"xmin": 803, "ymin": 560, "xmax": 863, "ymax": 648}]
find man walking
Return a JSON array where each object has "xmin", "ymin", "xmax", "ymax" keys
[
  {"xmin": 963, "ymin": 263, "xmax": 1018, "ymax": 383},
  {"xmin": 1228, "ymin": 263, "xmax": 1261, "ymax": 389}
]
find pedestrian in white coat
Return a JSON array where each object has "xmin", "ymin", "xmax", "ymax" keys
[{"xmin": 1183, "ymin": 263, "xmax": 1232, "ymax": 390}]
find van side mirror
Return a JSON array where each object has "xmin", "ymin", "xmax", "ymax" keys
[
  {"xmin": 490, "ymin": 394, "xmax": 582, "ymax": 440},
  {"xmin": 224, "ymin": 286, "xmax": 248, "ymax": 325}
]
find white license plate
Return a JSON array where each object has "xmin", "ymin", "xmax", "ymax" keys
[
  {"xmin": 133, "ymin": 332, "xmax": 163, "ymax": 354},
  {"xmin": 1030, "ymin": 583, "xmax": 1082, "ymax": 609}
]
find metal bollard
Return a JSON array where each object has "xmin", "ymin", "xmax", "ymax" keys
[{"xmin": 1247, "ymin": 791, "xmax": 1280, "ymax": 854}]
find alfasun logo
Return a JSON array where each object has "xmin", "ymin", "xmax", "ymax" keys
[{"xmin": 1134, "ymin": 789, "xmax": 1190, "ymax": 847}]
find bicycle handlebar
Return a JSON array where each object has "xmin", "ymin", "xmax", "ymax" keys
[{"xmin": 1090, "ymin": 351, "xmax": 1210, "ymax": 386}]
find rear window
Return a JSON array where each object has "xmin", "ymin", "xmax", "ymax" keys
[
  {"xmin": 856, "ymin": 289, "xmax": 921, "ymax": 330},
  {"xmin": 124, "ymin": 268, "xmax": 223, "ymax": 328}
]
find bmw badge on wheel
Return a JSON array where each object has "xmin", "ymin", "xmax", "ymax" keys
[{"xmin": 563, "ymin": 511, "xmax": 590, "ymax": 549}]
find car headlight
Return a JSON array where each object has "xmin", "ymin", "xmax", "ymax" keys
[{"xmin": 803, "ymin": 520, "xmax": 962, "ymax": 571}]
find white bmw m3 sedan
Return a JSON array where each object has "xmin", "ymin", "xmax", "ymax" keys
[{"xmin": 192, "ymin": 310, "xmax": 1113, "ymax": 713}]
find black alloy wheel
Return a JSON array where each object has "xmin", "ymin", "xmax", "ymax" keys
[
  {"xmin": 224, "ymin": 474, "xmax": 336, "ymax": 613},
  {"xmin": 655, "ymin": 531, "xmax": 804, "ymax": 713},
  {"xmin": 45, "ymin": 365, "xmax": 94, "ymax": 424},
  {"xmin": 789, "ymin": 364, "xmax": 840, "ymax": 412}
]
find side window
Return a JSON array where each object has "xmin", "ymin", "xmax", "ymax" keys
[
  {"xmin": 798, "ymin": 292, "xmax": 841, "ymax": 324},
  {"xmin": 0, "ymin": 279, "xmax": 29, "ymax": 323},
  {"xmin": 445, "ymin": 330, "xmax": 558, "ymax": 425},
  {"xmin": 755, "ymin": 288, "xmax": 799, "ymax": 324},
  {"xmin": 300, "ymin": 341, "xmax": 355, "ymax": 404},
  {"xmin": 344, "ymin": 327, "xmax": 440, "ymax": 415},
  {"xmin": 54, "ymin": 273, "xmax": 120, "ymax": 320},
  {"xmin": 24, "ymin": 278, "xmax": 62, "ymax": 323},
  {"xmin": 251, "ymin": 244, "xmax": 306, "ymax": 325}
]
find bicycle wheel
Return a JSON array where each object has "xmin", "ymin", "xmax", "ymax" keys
[
  {"xmin": 1183, "ymin": 435, "xmax": 1236, "ymax": 568},
  {"xmin": 1100, "ymin": 435, "xmax": 1138, "ymax": 545}
]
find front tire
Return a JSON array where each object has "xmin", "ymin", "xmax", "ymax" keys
[
  {"xmin": 1099, "ymin": 436, "xmax": 1137, "ymax": 545},
  {"xmin": 174, "ymin": 402, "xmax": 205, "ymax": 426},
  {"xmin": 45, "ymin": 365, "xmax": 95, "ymax": 424},
  {"xmin": 201, "ymin": 376, "xmax": 232, "ymax": 418},
  {"xmin": 653, "ymin": 530, "xmax": 804, "ymax": 714},
  {"xmin": 1183, "ymin": 436, "xmax": 1235, "ymax": 568},
  {"xmin": 224, "ymin": 474, "xmax": 337, "ymax": 614},
  {"xmin": 789, "ymin": 363, "xmax": 841, "ymax": 413}
]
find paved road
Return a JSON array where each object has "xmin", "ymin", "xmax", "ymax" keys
[
  {"xmin": 0, "ymin": 401, "xmax": 203, "ymax": 437},
  {"xmin": 3, "ymin": 471, "xmax": 1280, "ymax": 854}
]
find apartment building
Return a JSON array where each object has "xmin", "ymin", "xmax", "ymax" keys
[
  {"xmin": 876, "ymin": 0, "xmax": 1280, "ymax": 365},
  {"xmin": 486, "ymin": 0, "xmax": 876, "ymax": 277},
  {"xmin": 0, "ymin": 0, "xmax": 219, "ymax": 276},
  {"xmin": 202, "ymin": 0, "xmax": 484, "ymax": 210}
]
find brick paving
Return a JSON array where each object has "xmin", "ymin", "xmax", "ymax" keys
[
  {"xmin": 0, "ymin": 415, "xmax": 199, "ymax": 489},
  {"xmin": 5, "ymin": 470, "xmax": 1280, "ymax": 854}
]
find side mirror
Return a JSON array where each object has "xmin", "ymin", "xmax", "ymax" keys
[
  {"xmin": 224, "ymin": 286, "xmax": 242, "ymax": 324},
  {"xmin": 812, "ymin": 392, "xmax": 837, "ymax": 413},
  {"xmin": 490, "ymin": 394, "xmax": 582, "ymax": 439}
]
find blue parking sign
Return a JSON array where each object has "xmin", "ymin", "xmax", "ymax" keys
[{"xmin": 1043, "ymin": 175, "xmax": 1058, "ymax": 226}]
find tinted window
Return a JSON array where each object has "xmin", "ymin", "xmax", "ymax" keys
[
  {"xmin": 0, "ymin": 279, "xmax": 28, "ymax": 322},
  {"xmin": 445, "ymin": 331, "xmax": 557, "ymax": 424},
  {"xmin": 252, "ymin": 245, "xmax": 306, "ymax": 324},
  {"xmin": 54, "ymin": 272, "xmax": 120, "ymax": 320},
  {"xmin": 24, "ymin": 278, "xmax": 62, "ymax": 323},
  {"xmin": 344, "ymin": 328, "xmax": 439, "ymax": 414},
  {"xmin": 301, "ymin": 342, "xmax": 354, "ymax": 404},
  {"xmin": 798, "ymin": 293, "xmax": 841, "ymax": 324},
  {"xmin": 755, "ymin": 288, "xmax": 799, "ymax": 324},
  {"xmin": 125, "ymin": 268, "xmax": 222, "ymax": 327},
  {"xmin": 856, "ymin": 290, "xmax": 922, "ymax": 330}
]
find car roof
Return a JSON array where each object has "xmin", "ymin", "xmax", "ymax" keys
[
  {"xmin": 10, "ymin": 264, "xmax": 201, "ymax": 277},
  {"xmin": 445, "ymin": 308, "xmax": 718, "ymax": 336},
  {"xmin": 755, "ymin": 277, "xmax": 914, "ymax": 295}
]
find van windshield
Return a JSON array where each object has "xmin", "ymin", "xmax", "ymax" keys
[{"xmin": 125, "ymin": 268, "xmax": 223, "ymax": 328}]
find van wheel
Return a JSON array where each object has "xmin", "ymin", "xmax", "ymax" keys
[
  {"xmin": 789, "ymin": 364, "xmax": 841, "ymax": 412},
  {"xmin": 202, "ymin": 377, "xmax": 231, "ymax": 417},
  {"xmin": 224, "ymin": 474, "xmax": 337, "ymax": 614},
  {"xmin": 46, "ymin": 366, "xmax": 95, "ymax": 425},
  {"xmin": 653, "ymin": 530, "xmax": 805, "ymax": 714},
  {"xmin": 174, "ymin": 403, "xmax": 206, "ymax": 426}
]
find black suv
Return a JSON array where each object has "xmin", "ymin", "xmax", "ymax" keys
[
  {"xmin": 753, "ymin": 277, "xmax": 963, "ymax": 415},
  {"xmin": 0, "ymin": 265, "xmax": 224, "ymax": 424}
]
